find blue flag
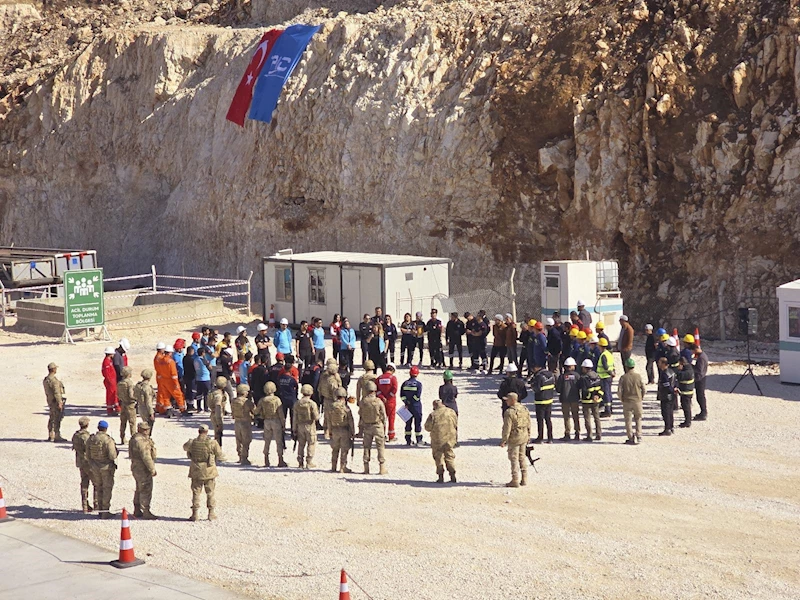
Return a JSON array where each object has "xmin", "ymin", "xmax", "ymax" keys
[{"xmin": 248, "ymin": 23, "xmax": 321, "ymax": 123}]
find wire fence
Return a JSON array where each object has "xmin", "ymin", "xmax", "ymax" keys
[{"xmin": 445, "ymin": 264, "xmax": 541, "ymax": 321}]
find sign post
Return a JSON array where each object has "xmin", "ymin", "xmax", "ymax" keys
[{"xmin": 61, "ymin": 268, "xmax": 110, "ymax": 344}]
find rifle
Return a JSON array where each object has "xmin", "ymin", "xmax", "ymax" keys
[
  {"xmin": 350, "ymin": 435, "xmax": 355, "ymax": 458},
  {"xmin": 525, "ymin": 443, "xmax": 540, "ymax": 472}
]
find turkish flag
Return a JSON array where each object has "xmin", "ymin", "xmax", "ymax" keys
[{"xmin": 226, "ymin": 29, "xmax": 284, "ymax": 127}]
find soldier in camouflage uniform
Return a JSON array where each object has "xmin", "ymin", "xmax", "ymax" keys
[
  {"xmin": 500, "ymin": 392, "xmax": 532, "ymax": 488},
  {"xmin": 117, "ymin": 366, "xmax": 137, "ymax": 444},
  {"xmin": 85, "ymin": 420, "xmax": 118, "ymax": 518},
  {"xmin": 254, "ymin": 381, "xmax": 287, "ymax": 468},
  {"xmin": 183, "ymin": 424, "xmax": 225, "ymax": 521},
  {"xmin": 208, "ymin": 376, "xmax": 227, "ymax": 446},
  {"xmin": 71, "ymin": 416, "xmax": 97, "ymax": 513},
  {"xmin": 424, "ymin": 399, "xmax": 458, "ymax": 483},
  {"xmin": 129, "ymin": 422, "xmax": 158, "ymax": 519},
  {"xmin": 360, "ymin": 381, "xmax": 387, "ymax": 475},
  {"xmin": 231, "ymin": 384, "xmax": 254, "ymax": 465},
  {"xmin": 43, "ymin": 362, "xmax": 67, "ymax": 442},
  {"xmin": 328, "ymin": 387, "xmax": 355, "ymax": 473},
  {"xmin": 355, "ymin": 359, "xmax": 378, "ymax": 437},
  {"xmin": 293, "ymin": 384, "xmax": 319, "ymax": 469},
  {"xmin": 135, "ymin": 369, "xmax": 156, "ymax": 433},
  {"xmin": 318, "ymin": 359, "xmax": 342, "ymax": 438}
]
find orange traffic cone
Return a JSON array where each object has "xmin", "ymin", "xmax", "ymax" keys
[
  {"xmin": 339, "ymin": 569, "xmax": 351, "ymax": 600},
  {"xmin": 0, "ymin": 487, "xmax": 14, "ymax": 523},
  {"xmin": 110, "ymin": 508, "xmax": 145, "ymax": 568},
  {"xmin": 269, "ymin": 304, "xmax": 276, "ymax": 330},
  {"xmin": 694, "ymin": 327, "xmax": 701, "ymax": 348},
  {"xmin": 672, "ymin": 327, "xmax": 679, "ymax": 350}
]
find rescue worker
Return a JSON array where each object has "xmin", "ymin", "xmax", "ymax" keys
[
  {"xmin": 277, "ymin": 361, "xmax": 299, "ymax": 430},
  {"xmin": 255, "ymin": 381, "xmax": 287, "ymax": 467},
  {"xmin": 71, "ymin": 416, "xmax": 97, "ymax": 513},
  {"xmin": 488, "ymin": 314, "xmax": 507, "ymax": 374},
  {"xmin": 445, "ymin": 312, "xmax": 465, "ymax": 369},
  {"xmin": 618, "ymin": 358, "xmax": 646, "ymax": 445},
  {"xmin": 654, "ymin": 329, "xmax": 669, "ymax": 363},
  {"xmin": 231, "ymin": 384, "xmax": 254, "ymax": 465},
  {"xmin": 424, "ymin": 399, "xmax": 458, "ymax": 483},
  {"xmin": 676, "ymin": 356, "xmax": 695, "ymax": 428},
  {"xmin": 572, "ymin": 330, "xmax": 590, "ymax": 366},
  {"xmin": 113, "ymin": 338, "xmax": 130, "ymax": 381},
  {"xmin": 577, "ymin": 300, "xmax": 592, "ymax": 331},
  {"xmin": 644, "ymin": 324, "xmax": 656, "ymax": 384},
  {"xmin": 376, "ymin": 364, "xmax": 399, "ymax": 442},
  {"xmin": 360, "ymin": 380, "xmax": 387, "ymax": 474},
  {"xmin": 499, "ymin": 392, "xmax": 531, "ymax": 488},
  {"xmin": 579, "ymin": 358, "xmax": 603, "ymax": 441},
  {"xmin": 656, "ymin": 357, "xmax": 677, "ymax": 435},
  {"xmin": 318, "ymin": 358, "xmax": 342, "ymax": 438},
  {"xmin": 235, "ymin": 325, "xmax": 252, "ymax": 361},
  {"xmin": 135, "ymin": 369, "xmax": 156, "ymax": 433},
  {"xmin": 183, "ymin": 424, "xmax": 225, "ymax": 521},
  {"xmin": 681, "ymin": 333, "xmax": 696, "ymax": 364},
  {"xmin": 595, "ymin": 321, "xmax": 609, "ymax": 347},
  {"xmin": 102, "ymin": 346, "xmax": 120, "ymax": 415},
  {"xmin": 497, "ymin": 363, "xmax": 527, "ymax": 415},
  {"xmin": 85, "ymin": 420, "xmax": 117, "ymax": 518},
  {"xmin": 129, "ymin": 422, "xmax": 158, "ymax": 519},
  {"xmin": 154, "ymin": 342, "xmax": 186, "ymax": 415},
  {"xmin": 693, "ymin": 342, "xmax": 709, "ymax": 421},
  {"xmin": 556, "ymin": 357, "xmax": 581, "ymax": 441},
  {"xmin": 546, "ymin": 317, "xmax": 561, "ymax": 373},
  {"xmin": 426, "ymin": 308, "xmax": 444, "ymax": 368},
  {"xmin": 531, "ymin": 321, "xmax": 548, "ymax": 373},
  {"xmin": 209, "ymin": 376, "xmax": 227, "ymax": 446},
  {"xmin": 666, "ymin": 336, "xmax": 681, "ymax": 401},
  {"xmin": 531, "ymin": 364, "xmax": 556, "ymax": 444},
  {"xmin": 44, "ymin": 362, "xmax": 67, "ymax": 442},
  {"xmin": 401, "ymin": 366, "xmax": 424, "ymax": 446},
  {"xmin": 117, "ymin": 366, "xmax": 137, "ymax": 444},
  {"xmin": 328, "ymin": 387, "xmax": 355, "ymax": 473},
  {"xmin": 597, "ymin": 338, "xmax": 616, "ymax": 417},
  {"xmin": 293, "ymin": 384, "xmax": 319, "ymax": 469}
]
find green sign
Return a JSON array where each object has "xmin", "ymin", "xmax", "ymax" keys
[{"xmin": 64, "ymin": 269, "xmax": 104, "ymax": 328}]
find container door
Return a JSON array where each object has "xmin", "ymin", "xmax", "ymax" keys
[
  {"xmin": 544, "ymin": 274, "xmax": 560, "ymax": 314},
  {"xmin": 342, "ymin": 267, "xmax": 361, "ymax": 323}
]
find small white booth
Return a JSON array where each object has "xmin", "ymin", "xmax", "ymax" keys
[
  {"xmin": 777, "ymin": 279, "xmax": 800, "ymax": 384},
  {"xmin": 540, "ymin": 259, "xmax": 624, "ymax": 340},
  {"xmin": 262, "ymin": 250, "xmax": 451, "ymax": 325}
]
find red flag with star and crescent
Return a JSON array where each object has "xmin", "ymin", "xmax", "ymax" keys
[{"xmin": 226, "ymin": 29, "xmax": 284, "ymax": 127}]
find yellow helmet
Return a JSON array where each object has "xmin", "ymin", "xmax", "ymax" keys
[
  {"xmin": 683, "ymin": 334, "xmax": 695, "ymax": 344},
  {"xmin": 595, "ymin": 321, "xmax": 605, "ymax": 330},
  {"xmin": 577, "ymin": 331, "xmax": 587, "ymax": 340},
  {"xmin": 528, "ymin": 319, "xmax": 537, "ymax": 327},
  {"xmin": 569, "ymin": 328, "xmax": 578, "ymax": 337},
  {"xmin": 660, "ymin": 333, "xmax": 669, "ymax": 342},
  {"xmin": 599, "ymin": 337, "xmax": 608, "ymax": 347}
]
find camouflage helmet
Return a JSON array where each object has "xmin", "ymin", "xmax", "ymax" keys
[
  {"xmin": 336, "ymin": 387, "xmax": 347, "ymax": 398},
  {"xmin": 121, "ymin": 366, "xmax": 133, "ymax": 378},
  {"xmin": 263, "ymin": 381, "xmax": 277, "ymax": 395},
  {"xmin": 364, "ymin": 380, "xmax": 377, "ymax": 393},
  {"xmin": 141, "ymin": 368, "xmax": 154, "ymax": 380},
  {"xmin": 236, "ymin": 384, "xmax": 250, "ymax": 395},
  {"xmin": 364, "ymin": 360, "xmax": 375, "ymax": 371},
  {"xmin": 78, "ymin": 416, "xmax": 90, "ymax": 427},
  {"xmin": 326, "ymin": 359, "xmax": 338, "ymax": 373},
  {"xmin": 47, "ymin": 362, "xmax": 58, "ymax": 371},
  {"xmin": 215, "ymin": 376, "xmax": 228, "ymax": 389},
  {"xmin": 300, "ymin": 384, "xmax": 314, "ymax": 396}
]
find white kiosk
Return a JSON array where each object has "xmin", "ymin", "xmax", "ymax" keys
[
  {"xmin": 777, "ymin": 279, "xmax": 800, "ymax": 384},
  {"xmin": 540, "ymin": 260, "xmax": 624, "ymax": 341}
]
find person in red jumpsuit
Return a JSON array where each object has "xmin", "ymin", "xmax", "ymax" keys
[
  {"xmin": 376, "ymin": 363, "xmax": 399, "ymax": 441},
  {"xmin": 101, "ymin": 346, "xmax": 120, "ymax": 415}
]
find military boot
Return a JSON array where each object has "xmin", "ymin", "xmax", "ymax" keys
[
  {"xmin": 505, "ymin": 478, "xmax": 520, "ymax": 488},
  {"xmin": 47, "ymin": 432, "xmax": 55, "ymax": 442},
  {"xmin": 573, "ymin": 432, "xmax": 581, "ymax": 441},
  {"xmin": 141, "ymin": 509, "xmax": 158, "ymax": 520},
  {"xmin": 379, "ymin": 464, "xmax": 388, "ymax": 475},
  {"xmin": 340, "ymin": 465, "xmax": 352, "ymax": 474},
  {"xmin": 133, "ymin": 505, "xmax": 143, "ymax": 518},
  {"xmin": 298, "ymin": 457, "xmax": 304, "ymax": 469},
  {"xmin": 241, "ymin": 458, "xmax": 252, "ymax": 466},
  {"xmin": 306, "ymin": 460, "xmax": 316, "ymax": 469},
  {"xmin": 189, "ymin": 509, "xmax": 199, "ymax": 522},
  {"xmin": 120, "ymin": 435, "xmax": 126, "ymax": 445},
  {"xmin": 331, "ymin": 459, "xmax": 338, "ymax": 473},
  {"xmin": 363, "ymin": 462, "xmax": 370, "ymax": 474},
  {"xmin": 520, "ymin": 472, "xmax": 528, "ymax": 487},
  {"xmin": 265, "ymin": 457, "xmax": 271, "ymax": 468},
  {"xmin": 436, "ymin": 470, "xmax": 445, "ymax": 484},
  {"xmin": 449, "ymin": 471, "xmax": 457, "ymax": 483},
  {"xmin": 54, "ymin": 435, "xmax": 68, "ymax": 443},
  {"xmin": 208, "ymin": 509, "xmax": 217, "ymax": 521},
  {"xmin": 277, "ymin": 457, "xmax": 288, "ymax": 468}
]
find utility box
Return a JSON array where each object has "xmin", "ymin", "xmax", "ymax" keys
[
  {"xmin": 262, "ymin": 250, "xmax": 451, "ymax": 325},
  {"xmin": 777, "ymin": 279, "xmax": 800, "ymax": 384},
  {"xmin": 540, "ymin": 259, "xmax": 624, "ymax": 340}
]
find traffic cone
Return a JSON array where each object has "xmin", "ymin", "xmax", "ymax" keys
[
  {"xmin": 694, "ymin": 327, "xmax": 701, "ymax": 348},
  {"xmin": 339, "ymin": 569, "xmax": 351, "ymax": 600},
  {"xmin": 110, "ymin": 508, "xmax": 145, "ymax": 568},
  {"xmin": 672, "ymin": 327, "xmax": 679, "ymax": 350},
  {"xmin": 0, "ymin": 487, "xmax": 14, "ymax": 523},
  {"xmin": 268, "ymin": 304, "xmax": 276, "ymax": 330}
]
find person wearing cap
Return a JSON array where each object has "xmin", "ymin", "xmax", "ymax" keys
[
  {"xmin": 656, "ymin": 357, "xmax": 677, "ymax": 435},
  {"xmin": 255, "ymin": 381, "xmax": 288, "ymax": 467},
  {"xmin": 467, "ymin": 310, "xmax": 489, "ymax": 374},
  {"xmin": 426, "ymin": 308, "xmax": 444, "ymax": 368},
  {"xmin": 129, "ymin": 422, "xmax": 158, "ymax": 519},
  {"xmin": 597, "ymin": 338, "xmax": 616, "ymax": 417},
  {"xmin": 72, "ymin": 416, "xmax": 97, "ymax": 513},
  {"xmin": 425, "ymin": 399, "xmax": 458, "ymax": 483},
  {"xmin": 102, "ymin": 346, "xmax": 120, "ymax": 416},
  {"xmin": 401, "ymin": 366, "xmax": 424, "ymax": 445},
  {"xmin": 504, "ymin": 314, "xmax": 519, "ymax": 369},
  {"xmin": 545, "ymin": 317, "xmax": 561, "ymax": 374},
  {"xmin": 318, "ymin": 358, "xmax": 343, "ymax": 438},
  {"xmin": 644, "ymin": 324, "xmax": 656, "ymax": 384},
  {"xmin": 360, "ymin": 380, "xmax": 388, "ymax": 474},
  {"xmin": 579, "ymin": 358, "xmax": 603, "ymax": 441},
  {"xmin": 498, "ymin": 362, "xmax": 528, "ymax": 415},
  {"xmin": 577, "ymin": 300, "xmax": 592, "ymax": 331},
  {"xmin": 117, "ymin": 366, "xmax": 137, "ymax": 445},
  {"xmin": 113, "ymin": 338, "xmax": 130, "ymax": 382},
  {"xmin": 377, "ymin": 364, "xmax": 399, "ymax": 442},
  {"xmin": 676, "ymin": 357, "xmax": 695, "ymax": 428},
  {"xmin": 44, "ymin": 362, "xmax": 67, "ymax": 442},
  {"xmin": 595, "ymin": 322, "xmax": 609, "ymax": 347},
  {"xmin": 274, "ymin": 317, "xmax": 294, "ymax": 360},
  {"xmin": 231, "ymin": 384, "xmax": 255, "ymax": 465},
  {"xmin": 500, "ymin": 392, "xmax": 532, "ymax": 488},
  {"xmin": 184, "ymin": 424, "xmax": 225, "ymax": 521},
  {"xmin": 255, "ymin": 323, "xmax": 272, "ymax": 367},
  {"xmin": 292, "ymin": 384, "xmax": 319, "ymax": 469},
  {"xmin": 618, "ymin": 358, "xmax": 646, "ymax": 445},
  {"xmin": 85, "ymin": 420, "xmax": 118, "ymax": 518},
  {"xmin": 445, "ymin": 312, "xmax": 466, "ymax": 370},
  {"xmin": 617, "ymin": 315, "xmax": 634, "ymax": 365},
  {"xmin": 328, "ymin": 387, "xmax": 355, "ymax": 473},
  {"xmin": 488, "ymin": 314, "xmax": 508, "ymax": 375},
  {"xmin": 234, "ymin": 326, "xmax": 252, "ymax": 362},
  {"xmin": 531, "ymin": 363, "xmax": 556, "ymax": 444},
  {"xmin": 557, "ymin": 357, "xmax": 581, "ymax": 441},
  {"xmin": 135, "ymin": 369, "xmax": 157, "ymax": 432}
]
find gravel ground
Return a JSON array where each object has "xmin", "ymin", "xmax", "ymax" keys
[{"xmin": 1, "ymin": 320, "xmax": 799, "ymax": 600}]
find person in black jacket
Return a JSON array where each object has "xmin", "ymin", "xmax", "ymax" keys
[
  {"xmin": 497, "ymin": 363, "xmax": 527, "ymax": 415},
  {"xmin": 445, "ymin": 312, "xmax": 466, "ymax": 369},
  {"xmin": 692, "ymin": 345, "xmax": 708, "ymax": 421},
  {"xmin": 182, "ymin": 346, "xmax": 197, "ymax": 411},
  {"xmin": 546, "ymin": 318, "xmax": 562, "ymax": 374},
  {"xmin": 531, "ymin": 365, "xmax": 556, "ymax": 443},
  {"xmin": 676, "ymin": 357, "xmax": 695, "ymax": 428},
  {"xmin": 556, "ymin": 357, "xmax": 581, "ymax": 441},
  {"xmin": 656, "ymin": 357, "xmax": 677, "ymax": 435},
  {"xmin": 644, "ymin": 324, "xmax": 656, "ymax": 384}
]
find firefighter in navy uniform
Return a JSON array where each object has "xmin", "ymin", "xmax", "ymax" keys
[
  {"xmin": 556, "ymin": 357, "xmax": 581, "ymax": 441},
  {"xmin": 676, "ymin": 356, "xmax": 695, "ymax": 428},
  {"xmin": 401, "ymin": 366, "xmax": 424, "ymax": 445},
  {"xmin": 579, "ymin": 358, "xmax": 603, "ymax": 441},
  {"xmin": 531, "ymin": 365, "xmax": 556, "ymax": 444},
  {"xmin": 656, "ymin": 357, "xmax": 677, "ymax": 436}
]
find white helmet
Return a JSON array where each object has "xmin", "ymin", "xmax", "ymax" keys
[
  {"xmin": 505, "ymin": 313, "xmax": 513, "ymax": 319},
  {"xmin": 589, "ymin": 336, "xmax": 599, "ymax": 344},
  {"xmin": 257, "ymin": 323, "xmax": 268, "ymax": 331},
  {"xmin": 236, "ymin": 325, "xmax": 246, "ymax": 334},
  {"xmin": 577, "ymin": 299, "xmax": 585, "ymax": 306},
  {"xmin": 415, "ymin": 312, "xmax": 423, "ymax": 318},
  {"xmin": 166, "ymin": 345, "xmax": 174, "ymax": 353},
  {"xmin": 280, "ymin": 318, "xmax": 289, "ymax": 325},
  {"xmin": 564, "ymin": 357, "xmax": 577, "ymax": 367},
  {"xmin": 505, "ymin": 363, "xmax": 518, "ymax": 373},
  {"xmin": 224, "ymin": 347, "xmax": 234, "ymax": 356},
  {"xmin": 119, "ymin": 338, "xmax": 131, "ymax": 351},
  {"xmin": 666, "ymin": 336, "xmax": 678, "ymax": 347},
  {"xmin": 546, "ymin": 318, "xmax": 555, "ymax": 326},
  {"xmin": 156, "ymin": 342, "xmax": 166, "ymax": 351},
  {"xmin": 645, "ymin": 324, "xmax": 653, "ymax": 331},
  {"xmin": 494, "ymin": 314, "xmax": 503, "ymax": 321},
  {"xmin": 104, "ymin": 346, "xmax": 115, "ymax": 355},
  {"xmin": 620, "ymin": 314, "xmax": 629, "ymax": 321},
  {"xmin": 581, "ymin": 359, "xmax": 594, "ymax": 368}
]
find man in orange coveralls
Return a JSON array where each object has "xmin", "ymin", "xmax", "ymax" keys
[
  {"xmin": 102, "ymin": 346, "xmax": 120, "ymax": 415},
  {"xmin": 154, "ymin": 342, "xmax": 186, "ymax": 415}
]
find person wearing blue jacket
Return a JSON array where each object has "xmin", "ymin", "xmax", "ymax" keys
[
  {"xmin": 193, "ymin": 347, "xmax": 212, "ymax": 413},
  {"xmin": 338, "ymin": 318, "xmax": 357, "ymax": 375},
  {"xmin": 401, "ymin": 366, "xmax": 424, "ymax": 446},
  {"xmin": 274, "ymin": 318, "xmax": 294, "ymax": 359}
]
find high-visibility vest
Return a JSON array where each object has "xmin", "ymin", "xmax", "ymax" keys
[{"xmin": 597, "ymin": 350, "xmax": 615, "ymax": 379}]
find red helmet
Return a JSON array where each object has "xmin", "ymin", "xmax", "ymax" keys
[
  {"xmin": 583, "ymin": 328, "xmax": 592, "ymax": 336},
  {"xmin": 410, "ymin": 365, "xmax": 420, "ymax": 377},
  {"xmin": 275, "ymin": 352, "xmax": 284, "ymax": 361},
  {"xmin": 191, "ymin": 332, "xmax": 201, "ymax": 341},
  {"xmin": 173, "ymin": 338, "xmax": 186, "ymax": 350}
]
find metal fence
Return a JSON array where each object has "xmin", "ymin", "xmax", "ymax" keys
[{"xmin": 445, "ymin": 264, "xmax": 541, "ymax": 321}]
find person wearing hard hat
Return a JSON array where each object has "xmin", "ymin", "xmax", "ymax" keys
[
  {"xmin": 488, "ymin": 314, "xmax": 508, "ymax": 375},
  {"xmin": 102, "ymin": 346, "xmax": 120, "ymax": 416},
  {"xmin": 545, "ymin": 317, "xmax": 562, "ymax": 374},
  {"xmin": 531, "ymin": 363, "xmax": 556, "ymax": 444},
  {"xmin": 235, "ymin": 325, "xmax": 252, "ymax": 362},
  {"xmin": 666, "ymin": 336, "xmax": 681, "ymax": 371},
  {"xmin": 644, "ymin": 324, "xmax": 656, "ymax": 384},
  {"xmin": 526, "ymin": 320, "xmax": 547, "ymax": 382},
  {"xmin": 376, "ymin": 364, "xmax": 399, "ymax": 442},
  {"xmin": 681, "ymin": 333, "xmax": 696, "ymax": 364},
  {"xmin": 577, "ymin": 300, "xmax": 592, "ymax": 332},
  {"xmin": 557, "ymin": 357, "xmax": 581, "ymax": 441},
  {"xmin": 113, "ymin": 338, "xmax": 130, "ymax": 382},
  {"xmin": 44, "ymin": 362, "xmax": 67, "ymax": 442},
  {"xmin": 274, "ymin": 318, "xmax": 294, "ymax": 361},
  {"xmin": 579, "ymin": 358, "xmax": 603, "ymax": 441},
  {"xmin": 588, "ymin": 336, "xmax": 601, "ymax": 368},
  {"xmin": 498, "ymin": 363, "xmax": 527, "ymax": 415},
  {"xmin": 676, "ymin": 356, "xmax": 695, "ymax": 428},
  {"xmin": 153, "ymin": 342, "xmax": 169, "ymax": 414},
  {"xmin": 597, "ymin": 337, "xmax": 616, "ymax": 417},
  {"xmin": 401, "ymin": 365, "xmax": 424, "ymax": 446},
  {"xmin": 572, "ymin": 330, "xmax": 590, "ymax": 367},
  {"xmin": 618, "ymin": 358, "xmax": 646, "ymax": 445},
  {"xmin": 499, "ymin": 392, "xmax": 532, "ymax": 488},
  {"xmin": 595, "ymin": 321, "xmax": 609, "ymax": 347},
  {"xmin": 656, "ymin": 357, "xmax": 677, "ymax": 435},
  {"xmin": 255, "ymin": 323, "xmax": 272, "ymax": 366},
  {"xmin": 617, "ymin": 315, "xmax": 634, "ymax": 365}
]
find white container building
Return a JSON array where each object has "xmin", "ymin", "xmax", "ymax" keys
[{"xmin": 777, "ymin": 279, "xmax": 800, "ymax": 384}]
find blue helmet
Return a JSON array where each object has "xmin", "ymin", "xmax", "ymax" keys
[{"xmin": 656, "ymin": 328, "xmax": 667, "ymax": 336}]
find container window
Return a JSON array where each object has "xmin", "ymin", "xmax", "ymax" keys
[
  {"xmin": 405, "ymin": 272, "xmax": 414, "ymax": 281},
  {"xmin": 544, "ymin": 265, "xmax": 560, "ymax": 273},
  {"xmin": 309, "ymin": 268, "xmax": 326, "ymax": 304},
  {"xmin": 276, "ymin": 267, "xmax": 293, "ymax": 302},
  {"xmin": 789, "ymin": 306, "xmax": 800, "ymax": 338},
  {"xmin": 545, "ymin": 276, "xmax": 559, "ymax": 288}
]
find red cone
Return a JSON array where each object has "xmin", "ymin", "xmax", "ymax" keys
[
  {"xmin": 110, "ymin": 508, "xmax": 145, "ymax": 568},
  {"xmin": 672, "ymin": 327, "xmax": 679, "ymax": 350},
  {"xmin": 339, "ymin": 569, "xmax": 351, "ymax": 600},
  {"xmin": 269, "ymin": 304, "xmax": 276, "ymax": 330},
  {"xmin": 0, "ymin": 487, "xmax": 14, "ymax": 523},
  {"xmin": 694, "ymin": 327, "xmax": 701, "ymax": 348}
]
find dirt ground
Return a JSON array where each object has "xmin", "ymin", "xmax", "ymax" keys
[{"xmin": 0, "ymin": 318, "xmax": 798, "ymax": 600}]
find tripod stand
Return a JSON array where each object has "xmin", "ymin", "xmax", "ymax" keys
[{"xmin": 729, "ymin": 333, "xmax": 764, "ymax": 396}]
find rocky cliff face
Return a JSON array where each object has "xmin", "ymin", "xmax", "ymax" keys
[{"xmin": 0, "ymin": 0, "xmax": 797, "ymax": 338}]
